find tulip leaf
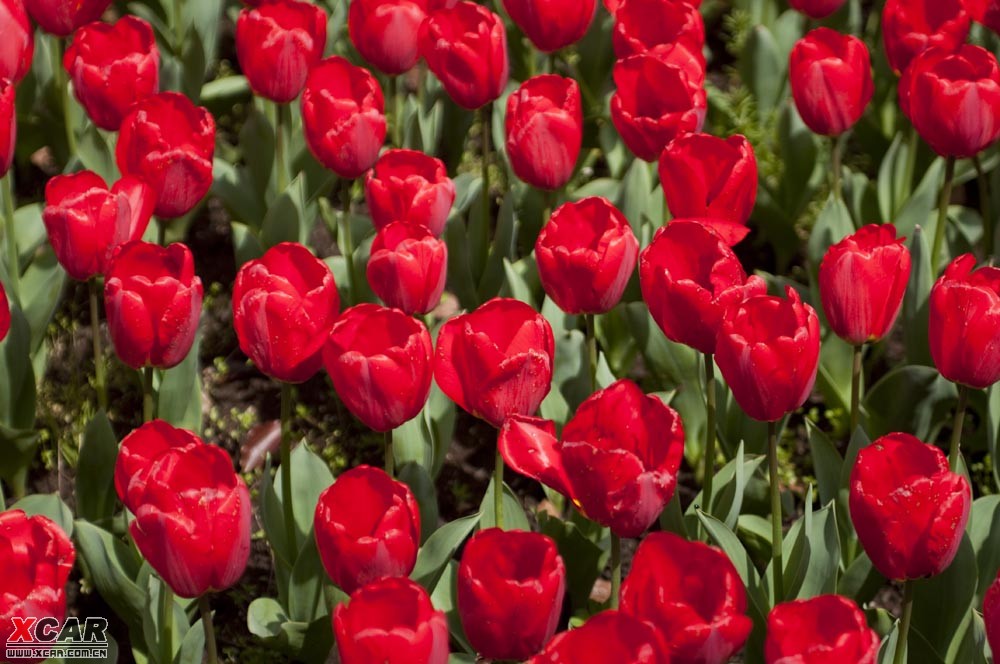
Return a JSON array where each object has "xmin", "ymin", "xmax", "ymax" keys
[
  {"xmin": 686, "ymin": 441, "xmax": 765, "ymax": 531},
  {"xmin": 157, "ymin": 335, "xmax": 202, "ymax": 433},
  {"xmin": 990, "ymin": 385, "xmax": 1000, "ymax": 491},
  {"xmin": 903, "ymin": 225, "xmax": 934, "ymax": 366},
  {"xmin": 77, "ymin": 124, "xmax": 118, "ymax": 183},
  {"xmin": 476, "ymin": 193, "xmax": 518, "ymax": 302},
  {"xmin": 288, "ymin": 530, "xmax": 329, "ymax": 624},
  {"xmin": 569, "ymin": 177, "xmax": 621, "ymax": 205},
  {"xmin": 911, "ymin": 534, "xmax": 978, "ymax": 659},
  {"xmin": 839, "ymin": 551, "xmax": 884, "ymax": 605},
  {"xmin": 412, "ymin": 512, "xmax": 479, "ymax": 593},
  {"xmin": 622, "ymin": 159, "xmax": 653, "ymax": 236},
  {"xmin": 896, "ymin": 157, "xmax": 945, "ymax": 238},
  {"xmin": 807, "ymin": 194, "xmax": 855, "ymax": 269},
  {"xmin": 697, "ymin": 511, "xmax": 768, "ymax": 616},
  {"xmin": 430, "ymin": 560, "xmax": 474, "ymax": 655},
  {"xmin": 74, "ymin": 521, "xmax": 147, "ymax": 633},
  {"xmin": 281, "ymin": 442, "xmax": 335, "ymax": 549},
  {"xmin": 14, "ymin": 492, "xmax": 73, "ymax": 537},
  {"xmin": 740, "ymin": 25, "xmax": 785, "ymax": 119},
  {"xmin": 0, "ymin": 296, "xmax": 36, "ymax": 432},
  {"xmin": 864, "ymin": 365, "xmax": 956, "ymax": 441},
  {"xmin": 260, "ymin": 173, "xmax": 308, "ymax": 249},
  {"xmin": 247, "ymin": 597, "xmax": 289, "ymax": 640},
  {"xmin": 260, "ymin": 455, "xmax": 293, "ymax": 569},
  {"xmin": 478, "ymin": 480, "xmax": 530, "ymax": 532},
  {"xmin": 879, "ymin": 620, "xmax": 948, "ymax": 664},
  {"xmin": 240, "ymin": 107, "xmax": 276, "ymax": 197},
  {"xmin": 176, "ymin": 617, "xmax": 205, "ymax": 664},
  {"xmin": 443, "ymin": 212, "xmax": 480, "ymax": 309},
  {"xmin": 142, "ymin": 574, "xmax": 189, "ymax": 664},
  {"xmin": 793, "ymin": 497, "xmax": 841, "ymax": 599},
  {"xmin": 538, "ymin": 512, "xmax": 606, "ymax": 611},
  {"xmin": 806, "ymin": 421, "xmax": 843, "ymax": 509},
  {"xmin": 18, "ymin": 247, "xmax": 66, "ymax": 356},
  {"xmin": 878, "ymin": 130, "xmax": 916, "ymax": 221},
  {"xmin": 397, "ymin": 462, "xmax": 440, "ymax": 543},
  {"xmin": 76, "ymin": 410, "xmax": 118, "ymax": 525},
  {"xmin": 211, "ymin": 159, "xmax": 266, "ymax": 230},
  {"xmin": 970, "ymin": 495, "xmax": 1000, "ymax": 607}
]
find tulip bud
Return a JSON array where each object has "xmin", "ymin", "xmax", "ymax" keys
[
  {"xmin": 612, "ymin": 0, "xmax": 704, "ymax": 60},
  {"xmin": 0, "ymin": 78, "xmax": 15, "ymax": 179},
  {"xmin": 63, "ymin": 17, "xmax": 160, "ymax": 131},
  {"xmin": 985, "ymin": 570, "xmax": 1000, "ymax": 656},
  {"xmin": 659, "ymin": 133, "xmax": 758, "ymax": 226},
  {"xmin": 366, "ymin": 223, "xmax": 447, "ymax": 315},
  {"xmin": 788, "ymin": 0, "xmax": 846, "ymax": 19},
  {"xmin": 535, "ymin": 197, "xmax": 638, "ymax": 314},
  {"xmin": 324, "ymin": 304, "xmax": 434, "ymax": 431},
  {"xmin": 965, "ymin": 0, "xmax": 1000, "ymax": 34},
  {"xmin": 301, "ymin": 56, "xmax": 386, "ymax": 179},
  {"xmin": 26, "ymin": 0, "xmax": 112, "ymax": 36},
  {"xmin": 715, "ymin": 286, "xmax": 821, "ymax": 422},
  {"xmin": 765, "ymin": 595, "xmax": 879, "ymax": 663},
  {"xmin": 621, "ymin": 531, "xmax": 752, "ymax": 662},
  {"xmin": 930, "ymin": 254, "xmax": 1000, "ymax": 389},
  {"xmin": 129, "ymin": 442, "xmax": 252, "ymax": 598},
  {"xmin": 419, "ymin": 2, "xmax": 509, "ymax": 110},
  {"xmin": 232, "ymin": 242, "xmax": 339, "ymax": 384},
  {"xmin": 104, "ymin": 242, "xmax": 203, "ymax": 370},
  {"xmin": 236, "ymin": 0, "xmax": 327, "ymax": 103},
  {"xmin": 611, "ymin": 53, "xmax": 706, "ymax": 162},
  {"xmin": 502, "ymin": 0, "xmax": 597, "ymax": 53},
  {"xmin": 116, "ymin": 92, "xmax": 216, "ymax": 219},
  {"xmin": 529, "ymin": 611, "xmax": 670, "ymax": 663},
  {"xmin": 42, "ymin": 171, "xmax": 154, "ymax": 281},
  {"xmin": 314, "ymin": 465, "xmax": 421, "ymax": 594},
  {"xmin": 640, "ymin": 220, "xmax": 766, "ymax": 355},
  {"xmin": 789, "ymin": 28, "xmax": 873, "ymax": 137},
  {"xmin": 819, "ymin": 224, "xmax": 911, "ymax": 346},
  {"xmin": 365, "ymin": 149, "xmax": 456, "ymax": 236},
  {"xmin": 114, "ymin": 420, "xmax": 201, "ymax": 513},
  {"xmin": 882, "ymin": 0, "xmax": 970, "ymax": 75},
  {"xmin": 0, "ymin": 510, "xmax": 75, "ymax": 664},
  {"xmin": 0, "ymin": 0, "xmax": 33, "ymax": 84},
  {"xmin": 434, "ymin": 297, "xmax": 554, "ymax": 427},
  {"xmin": 349, "ymin": 0, "xmax": 428, "ymax": 75},
  {"xmin": 333, "ymin": 577, "xmax": 450, "ymax": 664},
  {"xmin": 499, "ymin": 379, "xmax": 685, "ymax": 537},
  {"xmin": 0, "ymin": 282, "xmax": 9, "ymax": 342},
  {"xmin": 506, "ymin": 75, "xmax": 583, "ymax": 191},
  {"xmin": 458, "ymin": 529, "xmax": 566, "ymax": 661},
  {"xmin": 899, "ymin": 45, "xmax": 1000, "ymax": 158},
  {"xmin": 849, "ymin": 433, "xmax": 971, "ymax": 580}
]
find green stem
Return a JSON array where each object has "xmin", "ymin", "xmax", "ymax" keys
[
  {"xmin": 142, "ymin": 366, "xmax": 155, "ymax": 423},
  {"xmin": 931, "ymin": 156, "xmax": 956, "ymax": 276},
  {"xmin": 850, "ymin": 345, "xmax": 862, "ymax": 436},
  {"xmin": 976, "ymin": 155, "xmax": 993, "ymax": 258},
  {"xmin": 280, "ymin": 382, "xmax": 297, "ymax": 554},
  {"xmin": 949, "ymin": 385, "xmax": 970, "ymax": 473},
  {"xmin": 831, "ymin": 136, "xmax": 842, "ymax": 202},
  {"xmin": 51, "ymin": 36, "xmax": 77, "ymax": 158},
  {"xmin": 702, "ymin": 353, "xmax": 717, "ymax": 517},
  {"xmin": 275, "ymin": 102, "xmax": 289, "ymax": 194},
  {"xmin": 157, "ymin": 219, "xmax": 166, "ymax": 246},
  {"xmin": 768, "ymin": 420, "xmax": 785, "ymax": 602},
  {"xmin": 174, "ymin": 0, "xmax": 185, "ymax": 56},
  {"xmin": 479, "ymin": 104, "xmax": 492, "ymax": 263},
  {"xmin": 548, "ymin": 51, "xmax": 557, "ymax": 74},
  {"xmin": 159, "ymin": 581, "xmax": 174, "ymax": 664},
  {"xmin": 89, "ymin": 280, "xmax": 108, "ymax": 412},
  {"xmin": 903, "ymin": 125, "xmax": 918, "ymax": 202},
  {"xmin": 199, "ymin": 595, "xmax": 218, "ymax": 664},
  {"xmin": 610, "ymin": 533, "xmax": 621, "ymax": 609},
  {"xmin": 2, "ymin": 173, "xmax": 18, "ymax": 299},
  {"xmin": 389, "ymin": 76, "xmax": 403, "ymax": 147},
  {"xmin": 340, "ymin": 180, "xmax": 359, "ymax": 305},
  {"xmin": 585, "ymin": 314, "xmax": 598, "ymax": 394},
  {"xmin": 493, "ymin": 443, "xmax": 504, "ymax": 529},
  {"xmin": 384, "ymin": 429, "xmax": 394, "ymax": 477},
  {"xmin": 892, "ymin": 580, "xmax": 915, "ymax": 664}
]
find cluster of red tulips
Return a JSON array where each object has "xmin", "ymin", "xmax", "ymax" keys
[{"xmin": 6, "ymin": 0, "xmax": 1000, "ymax": 661}]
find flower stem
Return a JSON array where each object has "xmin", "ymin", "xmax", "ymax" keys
[
  {"xmin": 142, "ymin": 366, "xmax": 155, "ymax": 423},
  {"xmin": 2, "ymin": 173, "xmax": 18, "ymax": 299},
  {"xmin": 340, "ymin": 180, "xmax": 358, "ymax": 305},
  {"xmin": 892, "ymin": 579, "xmax": 915, "ymax": 664},
  {"xmin": 831, "ymin": 136, "xmax": 843, "ymax": 202},
  {"xmin": 89, "ymin": 280, "xmax": 108, "ymax": 412},
  {"xmin": 384, "ymin": 429, "xmax": 394, "ymax": 477},
  {"xmin": 948, "ymin": 385, "xmax": 969, "ymax": 473},
  {"xmin": 931, "ymin": 156, "xmax": 956, "ymax": 275},
  {"xmin": 280, "ymin": 382, "xmax": 297, "ymax": 555},
  {"xmin": 389, "ymin": 75, "xmax": 403, "ymax": 147},
  {"xmin": 493, "ymin": 443, "xmax": 504, "ymax": 529},
  {"xmin": 159, "ymin": 580, "xmax": 174, "ymax": 664},
  {"xmin": 479, "ymin": 104, "xmax": 492, "ymax": 263},
  {"xmin": 610, "ymin": 533, "xmax": 621, "ymax": 609},
  {"xmin": 850, "ymin": 344, "xmax": 862, "ymax": 436},
  {"xmin": 275, "ymin": 102, "xmax": 289, "ymax": 194},
  {"xmin": 768, "ymin": 420, "xmax": 784, "ymax": 602},
  {"xmin": 702, "ymin": 353, "xmax": 717, "ymax": 517},
  {"xmin": 976, "ymin": 155, "xmax": 993, "ymax": 258},
  {"xmin": 199, "ymin": 595, "xmax": 218, "ymax": 664},
  {"xmin": 51, "ymin": 36, "xmax": 77, "ymax": 158},
  {"xmin": 585, "ymin": 314, "xmax": 598, "ymax": 394},
  {"xmin": 173, "ymin": 0, "xmax": 185, "ymax": 56}
]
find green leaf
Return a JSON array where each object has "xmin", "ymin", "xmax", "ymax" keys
[
  {"xmin": 274, "ymin": 442, "xmax": 335, "ymax": 549},
  {"xmin": 911, "ymin": 534, "xmax": 978, "ymax": 658},
  {"xmin": 176, "ymin": 617, "xmax": 205, "ymax": 664},
  {"xmin": 807, "ymin": 422, "xmax": 843, "ymax": 508},
  {"xmin": 240, "ymin": 107, "xmax": 276, "ymax": 195},
  {"xmin": 18, "ymin": 247, "xmax": 66, "ymax": 355},
  {"xmin": 76, "ymin": 411, "xmax": 118, "ymax": 525},
  {"xmin": 15, "ymin": 492, "xmax": 73, "ymax": 536},
  {"xmin": 878, "ymin": 130, "xmax": 916, "ymax": 221},
  {"xmin": 622, "ymin": 159, "xmax": 653, "ymax": 235},
  {"xmin": 478, "ymin": 480, "xmax": 530, "ymax": 531},
  {"xmin": 260, "ymin": 174, "xmax": 308, "ymax": 249},
  {"xmin": 157, "ymin": 335, "xmax": 202, "ymax": 433},
  {"xmin": 839, "ymin": 551, "xmax": 884, "ymax": 604},
  {"xmin": 807, "ymin": 194, "xmax": 855, "ymax": 268},
  {"xmin": 740, "ymin": 25, "xmax": 785, "ymax": 118},
  {"xmin": 903, "ymin": 226, "xmax": 934, "ymax": 366},
  {"xmin": 288, "ymin": 531, "xmax": 329, "ymax": 623},
  {"xmin": 411, "ymin": 513, "xmax": 479, "ymax": 593},
  {"xmin": 247, "ymin": 597, "xmax": 289, "ymax": 639},
  {"xmin": 74, "ymin": 521, "xmax": 146, "ymax": 632},
  {"xmin": 864, "ymin": 365, "xmax": 956, "ymax": 441},
  {"xmin": 77, "ymin": 125, "xmax": 118, "ymax": 183},
  {"xmin": 0, "ymin": 296, "xmax": 36, "ymax": 431},
  {"xmin": 697, "ymin": 510, "xmax": 769, "ymax": 616},
  {"xmin": 970, "ymin": 495, "xmax": 1000, "ymax": 606},
  {"xmin": 397, "ymin": 461, "xmax": 440, "ymax": 542},
  {"xmin": 141, "ymin": 574, "xmax": 189, "ymax": 664},
  {"xmin": 538, "ymin": 512, "xmax": 606, "ymax": 611}
]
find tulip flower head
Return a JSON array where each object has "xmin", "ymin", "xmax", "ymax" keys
[
  {"xmin": 612, "ymin": 0, "xmax": 705, "ymax": 60},
  {"xmin": 882, "ymin": 0, "xmax": 970, "ymax": 75},
  {"xmin": 365, "ymin": 149, "xmax": 456, "ymax": 236},
  {"xmin": 366, "ymin": 223, "xmax": 448, "ymax": 315},
  {"xmin": 0, "ymin": 78, "xmax": 14, "ymax": 179},
  {"xmin": 788, "ymin": 0, "xmax": 846, "ymax": 19},
  {"xmin": 348, "ymin": 0, "xmax": 428, "ymax": 75},
  {"xmin": 765, "ymin": 595, "xmax": 879, "ymax": 664},
  {"xmin": 984, "ymin": 569, "xmax": 1000, "ymax": 656},
  {"xmin": 114, "ymin": 419, "xmax": 202, "ymax": 513},
  {"xmin": 506, "ymin": 75, "xmax": 583, "ymax": 191},
  {"xmin": 528, "ymin": 610, "xmax": 671, "ymax": 663},
  {"xmin": 0, "ymin": 0, "xmax": 33, "ymax": 84},
  {"xmin": 502, "ymin": 0, "xmax": 597, "ymax": 52},
  {"xmin": 26, "ymin": 0, "xmax": 112, "ymax": 36},
  {"xmin": 0, "ymin": 282, "xmax": 9, "ymax": 342}
]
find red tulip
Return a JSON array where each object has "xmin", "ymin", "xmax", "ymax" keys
[
  {"xmin": 301, "ymin": 56, "xmax": 386, "ymax": 179},
  {"xmin": 502, "ymin": 0, "xmax": 597, "ymax": 52},
  {"xmin": 42, "ymin": 171, "xmax": 154, "ymax": 281},
  {"xmin": 366, "ymin": 222, "xmax": 447, "ymax": 315},
  {"xmin": 621, "ymin": 531, "xmax": 751, "ymax": 663},
  {"xmin": 640, "ymin": 220, "xmax": 766, "ymax": 355},
  {"xmin": 529, "ymin": 611, "xmax": 670, "ymax": 664},
  {"xmin": 929, "ymin": 254, "xmax": 1000, "ymax": 388},
  {"xmin": 63, "ymin": 17, "xmax": 160, "ymax": 131},
  {"xmin": 324, "ymin": 304, "xmax": 434, "ymax": 431},
  {"xmin": 789, "ymin": 28, "xmax": 873, "ymax": 137},
  {"xmin": 788, "ymin": 0, "xmax": 846, "ymax": 19},
  {"xmin": 715, "ymin": 286, "xmax": 821, "ymax": 422},
  {"xmin": 128, "ymin": 441, "xmax": 252, "ymax": 598},
  {"xmin": 535, "ymin": 197, "xmax": 639, "ymax": 314},
  {"xmin": 506, "ymin": 75, "xmax": 583, "ymax": 191},
  {"xmin": 612, "ymin": 0, "xmax": 704, "ymax": 60},
  {"xmin": 236, "ymin": 0, "xmax": 326, "ymax": 103},
  {"xmin": 500, "ymin": 379, "xmax": 685, "ymax": 537},
  {"xmin": 458, "ymin": 528, "xmax": 566, "ymax": 661},
  {"xmin": 659, "ymin": 133, "xmax": 758, "ymax": 227},
  {"xmin": 349, "ymin": 0, "xmax": 428, "ymax": 75},
  {"xmin": 849, "ymin": 432, "xmax": 971, "ymax": 580},
  {"xmin": 985, "ymin": 569, "xmax": 1000, "ymax": 656},
  {"xmin": 765, "ymin": 595, "xmax": 879, "ymax": 664},
  {"xmin": 0, "ymin": 510, "xmax": 75, "ymax": 664},
  {"xmin": 0, "ymin": 282, "xmax": 8, "ymax": 342},
  {"xmin": 819, "ymin": 224, "xmax": 911, "ymax": 346},
  {"xmin": 314, "ymin": 465, "xmax": 421, "ymax": 594},
  {"xmin": 114, "ymin": 420, "xmax": 201, "ymax": 513},
  {"xmin": 899, "ymin": 45, "xmax": 1000, "ymax": 158},
  {"xmin": 434, "ymin": 297, "xmax": 554, "ymax": 427},
  {"xmin": 965, "ymin": 0, "xmax": 1000, "ymax": 34},
  {"xmin": 0, "ymin": 0, "xmax": 33, "ymax": 84},
  {"xmin": 611, "ymin": 53, "xmax": 706, "ymax": 162},
  {"xmin": 232, "ymin": 242, "xmax": 339, "ymax": 384},
  {"xmin": 882, "ymin": 0, "xmax": 970, "ymax": 75},
  {"xmin": 104, "ymin": 241, "xmax": 203, "ymax": 370},
  {"xmin": 0, "ymin": 78, "xmax": 14, "ymax": 179},
  {"xmin": 418, "ymin": 2, "xmax": 509, "ymax": 110},
  {"xmin": 333, "ymin": 577, "xmax": 450, "ymax": 664},
  {"xmin": 25, "ymin": 0, "xmax": 112, "ymax": 36},
  {"xmin": 116, "ymin": 92, "xmax": 216, "ymax": 219},
  {"xmin": 365, "ymin": 149, "xmax": 456, "ymax": 236}
]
